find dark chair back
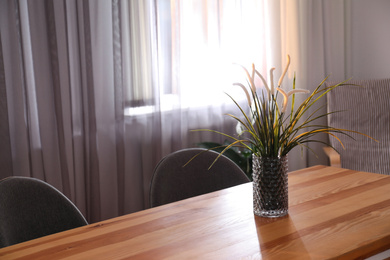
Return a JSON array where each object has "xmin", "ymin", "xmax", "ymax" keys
[
  {"xmin": 150, "ymin": 148, "xmax": 250, "ymax": 207},
  {"xmin": 0, "ymin": 176, "xmax": 88, "ymax": 248}
]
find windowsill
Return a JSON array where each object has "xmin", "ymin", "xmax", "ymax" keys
[
  {"xmin": 124, "ymin": 91, "xmax": 247, "ymax": 117},
  {"xmin": 124, "ymin": 94, "xmax": 179, "ymax": 117}
]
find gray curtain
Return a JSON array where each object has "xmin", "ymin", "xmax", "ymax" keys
[{"xmin": 0, "ymin": 0, "xmax": 161, "ymax": 223}]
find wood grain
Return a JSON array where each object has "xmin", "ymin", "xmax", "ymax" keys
[{"xmin": 1, "ymin": 166, "xmax": 390, "ymax": 259}]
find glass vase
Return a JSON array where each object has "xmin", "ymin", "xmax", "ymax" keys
[{"xmin": 252, "ymin": 155, "xmax": 288, "ymax": 218}]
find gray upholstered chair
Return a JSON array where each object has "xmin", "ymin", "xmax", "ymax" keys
[
  {"xmin": 149, "ymin": 148, "xmax": 250, "ymax": 207},
  {"xmin": 0, "ymin": 176, "xmax": 88, "ymax": 248},
  {"xmin": 326, "ymin": 78, "xmax": 390, "ymax": 174}
]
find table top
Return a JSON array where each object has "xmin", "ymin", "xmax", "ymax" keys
[{"xmin": 2, "ymin": 165, "xmax": 390, "ymax": 259}]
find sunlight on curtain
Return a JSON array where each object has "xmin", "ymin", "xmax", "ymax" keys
[{"xmin": 160, "ymin": 0, "xmax": 268, "ymax": 109}]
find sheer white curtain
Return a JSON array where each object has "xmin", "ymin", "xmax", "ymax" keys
[
  {"xmin": 154, "ymin": 0, "xmax": 269, "ymax": 155},
  {"xmin": 1, "ymin": 0, "xmax": 369, "ymax": 222},
  {"xmin": 172, "ymin": 0, "xmax": 356, "ymax": 172}
]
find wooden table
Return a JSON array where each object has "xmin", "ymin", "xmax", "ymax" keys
[{"xmin": 2, "ymin": 166, "xmax": 390, "ymax": 259}]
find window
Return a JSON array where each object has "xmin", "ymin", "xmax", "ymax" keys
[
  {"xmin": 124, "ymin": 0, "xmax": 267, "ymax": 116},
  {"xmin": 121, "ymin": 0, "xmax": 156, "ymax": 108}
]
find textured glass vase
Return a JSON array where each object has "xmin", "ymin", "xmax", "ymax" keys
[{"xmin": 252, "ymin": 155, "xmax": 288, "ymax": 217}]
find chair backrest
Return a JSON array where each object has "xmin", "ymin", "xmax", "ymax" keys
[
  {"xmin": 149, "ymin": 148, "xmax": 250, "ymax": 207},
  {"xmin": 326, "ymin": 78, "xmax": 390, "ymax": 174},
  {"xmin": 0, "ymin": 176, "xmax": 88, "ymax": 248}
]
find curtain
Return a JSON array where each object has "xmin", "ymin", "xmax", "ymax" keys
[
  {"xmin": 2, "ymin": 0, "xmax": 385, "ymax": 222},
  {"xmin": 0, "ymin": 0, "xmax": 162, "ymax": 222},
  {"xmin": 0, "ymin": 0, "xmax": 265, "ymax": 223},
  {"xmin": 266, "ymin": 0, "xmax": 354, "ymax": 170},
  {"xmin": 276, "ymin": 0, "xmax": 390, "ymax": 169},
  {"xmin": 1, "ymin": 0, "xmax": 125, "ymax": 223}
]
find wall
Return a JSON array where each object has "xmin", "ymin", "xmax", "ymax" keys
[{"xmin": 350, "ymin": 0, "xmax": 390, "ymax": 79}]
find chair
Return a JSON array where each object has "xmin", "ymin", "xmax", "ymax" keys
[
  {"xmin": 0, "ymin": 176, "xmax": 88, "ymax": 248},
  {"xmin": 149, "ymin": 148, "xmax": 250, "ymax": 207},
  {"xmin": 326, "ymin": 78, "xmax": 390, "ymax": 174},
  {"xmin": 322, "ymin": 146, "xmax": 341, "ymax": 168}
]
